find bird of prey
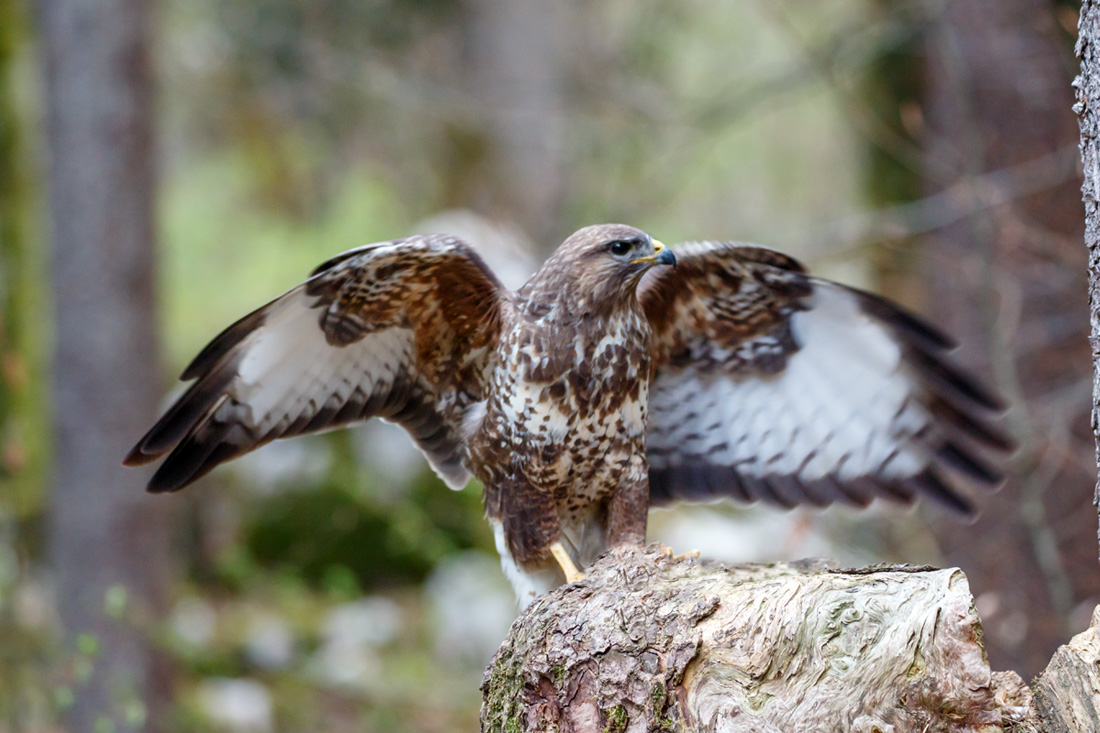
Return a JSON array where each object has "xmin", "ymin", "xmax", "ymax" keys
[{"xmin": 124, "ymin": 224, "xmax": 1012, "ymax": 606}]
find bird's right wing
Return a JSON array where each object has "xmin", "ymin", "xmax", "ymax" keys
[
  {"xmin": 124, "ymin": 234, "xmax": 508, "ymax": 493},
  {"xmin": 638, "ymin": 240, "xmax": 1014, "ymax": 515}
]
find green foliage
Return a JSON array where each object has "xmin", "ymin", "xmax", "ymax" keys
[
  {"xmin": 237, "ymin": 431, "xmax": 492, "ymax": 591},
  {"xmin": 0, "ymin": 1, "xmax": 55, "ymax": 729},
  {"xmin": 0, "ymin": 0, "xmax": 46, "ymax": 519},
  {"xmin": 858, "ymin": 1, "xmax": 925, "ymax": 207},
  {"xmin": 160, "ymin": 150, "xmax": 414, "ymax": 368},
  {"xmin": 243, "ymin": 482, "xmax": 442, "ymax": 590}
]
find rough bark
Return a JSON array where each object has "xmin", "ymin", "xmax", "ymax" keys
[
  {"xmin": 1080, "ymin": 0, "xmax": 1100, "ymax": 566},
  {"xmin": 40, "ymin": 0, "xmax": 175, "ymax": 729},
  {"xmin": 481, "ymin": 545, "xmax": 1100, "ymax": 733},
  {"xmin": 1032, "ymin": 605, "xmax": 1100, "ymax": 732}
]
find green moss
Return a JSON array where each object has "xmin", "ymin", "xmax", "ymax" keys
[
  {"xmin": 649, "ymin": 680, "xmax": 667, "ymax": 716},
  {"xmin": 651, "ymin": 679, "xmax": 676, "ymax": 730},
  {"xmin": 552, "ymin": 664, "xmax": 567, "ymax": 685},
  {"xmin": 603, "ymin": 705, "xmax": 627, "ymax": 733},
  {"xmin": 482, "ymin": 648, "xmax": 526, "ymax": 733}
]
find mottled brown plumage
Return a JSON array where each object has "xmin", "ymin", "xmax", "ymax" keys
[
  {"xmin": 638, "ymin": 241, "xmax": 1012, "ymax": 515},
  {"xmin": 468, "ymin": 226, "xmax": 663, "ymax": 595},
  {"xmin": 125, "ymin": 225, "xmax": 1012, "ymax": 606}
]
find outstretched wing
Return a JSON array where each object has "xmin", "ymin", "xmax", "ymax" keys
[
  {"xmin": 638, "ymin": 240, "xmax": 1014, "ymax": 515},
  {"xmin": 125, "ymin": 234, "xmax": 507, "ymax": 493}
]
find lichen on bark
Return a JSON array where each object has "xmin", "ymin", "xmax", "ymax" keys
[{"xmin": 481, "ymin": 545, "xmax": 1037, "ymax": 732}]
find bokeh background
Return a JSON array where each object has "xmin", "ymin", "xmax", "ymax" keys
[{"xmin": 1, "ymin": 0, "xmax": 1094, "ymax": 731}]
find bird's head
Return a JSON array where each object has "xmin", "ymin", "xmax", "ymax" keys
[{"xmin": 521, "ymin": 224, "xmax": 675, "ymax": 315}]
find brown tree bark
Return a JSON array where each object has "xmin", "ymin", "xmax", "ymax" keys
[
  {"xmin": 40, "ymin": 0, "xmax": 175, "ymax": 728},
  {"xmin": 481, "ymin": 545, "xmax": 1097, "ymax": 733},
  {"xmin": 1081, "ymin": 0, "xmax": 1100, "ymax": 567}
]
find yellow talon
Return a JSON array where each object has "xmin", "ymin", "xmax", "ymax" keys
[
  {"xmin": 658, "ymin": 544, "xmax": 699, "ymax": 561},
  {"xmin": 550, "ymin": 541, "xmax": 587, "ymax": 583}
]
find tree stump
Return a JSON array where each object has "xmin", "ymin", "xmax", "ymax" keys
[
  {"xmin": 481, "ymin": 545, "xmax": 1096, "ymax": 732},
  {"xmin": 1032, "ymin": 604, "xmax": 1100, "ymax": 732}
]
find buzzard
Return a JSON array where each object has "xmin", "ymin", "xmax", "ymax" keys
[{"xmin": 124, "ymin": 224, "xmax": 1012, "ymax": 606}]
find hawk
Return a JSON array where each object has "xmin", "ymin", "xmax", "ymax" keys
[{"xmin": 124, "ymin": 224, "xmax": 1012, "ymax": 606}]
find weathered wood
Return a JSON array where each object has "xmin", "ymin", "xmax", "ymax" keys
[
  {"xmin": 481, "ymin": 545, "xmax": 1096, "ymax": 733},
  {"xmin": 1079, "ymin": 0, "xmax": 1100, "ymax": 569},
  {"xmin": 1032, "ymin": 606, "xmax": 1100, "ymax": 733}
]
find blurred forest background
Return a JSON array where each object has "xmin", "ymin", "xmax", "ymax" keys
[{"xmin": 0, "ymin": 0, "xmax": 1093, "ymax": 731}]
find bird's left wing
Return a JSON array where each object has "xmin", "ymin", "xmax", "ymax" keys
[
  {"xmin": 124, "ymin": 235, "xmax": 507, "ymax": 493},
  {"xmin": 638, "ymin": 240, "xmax": 1014, "ymax": 516}
]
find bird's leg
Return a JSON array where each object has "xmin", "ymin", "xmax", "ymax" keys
[
  {"xmin": 496, "ymin": 474, "xmax": 580, "ymax": 584},
  {"xmin": 550, "ymin": 541, "xmax": 586, "ymax": 583},
  {"xmin": 607, "ymin": 473, "xmax": 649, "ymax": 547},
  {"xmin": 609, "ymin": 473, "xmax": 698, "ymax": 560}
]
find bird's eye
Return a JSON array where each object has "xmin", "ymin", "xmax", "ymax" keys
[{"xmin": 609, "ymin": 240, "xmax": 633, "ymax": 256}]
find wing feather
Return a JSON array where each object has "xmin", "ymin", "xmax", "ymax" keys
[
  {"xmin": 125, "ymin": 235, "xmax": 507, "ymax": 493},
  {"xmin": 640, "ymin": 240, "xmax": 1014, "ymax": 516}
]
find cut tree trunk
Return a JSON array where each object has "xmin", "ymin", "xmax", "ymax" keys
[{"xmin": 481, "ymin": 545, "xmax": 1096, "ymax": 732}]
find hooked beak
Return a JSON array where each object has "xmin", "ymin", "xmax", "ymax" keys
[{"xmin": 631, "ymin": 240, "xmax": 677, "ymax": 268}]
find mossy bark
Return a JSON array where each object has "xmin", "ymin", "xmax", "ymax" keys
[{"xmin": 482, "ymin": 545, "xmax": 1096, "ymax": 732}]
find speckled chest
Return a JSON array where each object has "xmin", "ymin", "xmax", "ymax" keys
[{"xmin": 470, "ymin": 308, "xmax": 653, "ymax": 507}]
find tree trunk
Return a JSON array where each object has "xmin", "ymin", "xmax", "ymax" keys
[
  {"xmin": 1080, "ymin": 0, "xmax": 1100, "ymax": 566},
  {"xmin": 461, "ymin": 0, "xmax": 569, "ymax": 246},
  {"xmin": 40, "ymin": 0, "xmax": 175, "ymax": 729},
  {"xmin": 481, "ymin": 545, "xmax": 1097, "ymax": 732}
]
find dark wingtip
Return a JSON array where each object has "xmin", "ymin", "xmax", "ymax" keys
[
  {"xmin": 124, "ymin": 441, "xmax": 197, "ymax": 493},
  {"xmin": 910, "ymin": 468, "xmax": 977, "ymax": 519},
  {"xmin": 854, "ymin": 289, "xmax": 957, "ymax": 351},
  {"xmin": 146, "ymin": 473, "xmax": 187, "ymax": 493},
  {"xmin": 122, "ymin": 443, "xmax": 158, "ymax": 467},
  {"xmin": 181, "ymin": 308, "xmax": 268, "ymax": 381},
  {"xmin": 926, "ymin": 395, "xmax": 1017, "ymax": 454},
  {"xmin": 852, "ymin": 286, "xmax": 1011, "ymax": 415},
  {"xmin": 936, "ymin": 440, "xmax": 1005, "ymax": 487},
  {"xmin": 906, "ymin": 347, "xmax": 1006, "ymax": 412},
  {"xmin": 144, "ymin": 438, "xmax": 230, "ymax": 494}
]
